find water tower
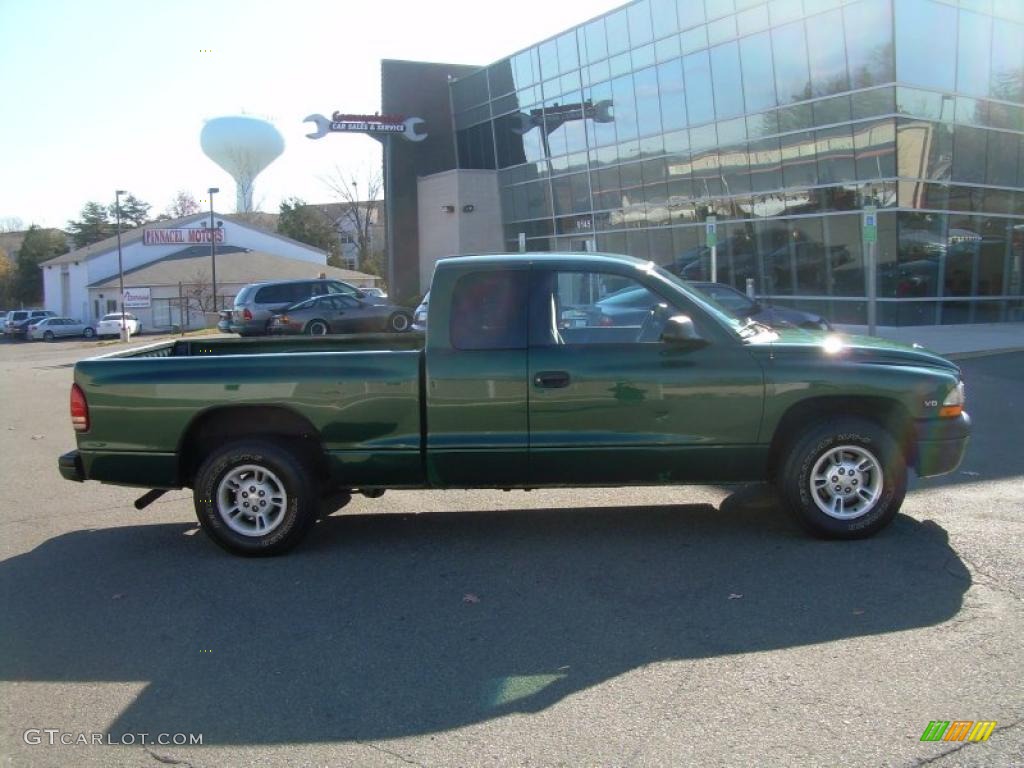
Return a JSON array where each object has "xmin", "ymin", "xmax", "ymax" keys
[{"xmin": 200, "ymin": 116, "xmax": 285, "ymax": 212}]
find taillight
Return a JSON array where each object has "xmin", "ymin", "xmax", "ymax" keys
[
  {"xmin": 70, "ymin": 383, "xmax": 89, "ymax": 432},
  {"xmin": 243, "ymin": 308, "xmax": 253, "ymax": 321}
]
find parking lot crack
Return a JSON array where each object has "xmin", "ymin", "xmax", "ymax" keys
[
  {"xmin": 143, "ymin": 747, "xmax": 196, "ymax": 767},
  {"xmin": 357, "ymin": 741, "xmax": 427, "ymax": 767}
]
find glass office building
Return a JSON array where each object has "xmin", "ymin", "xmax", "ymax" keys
[{"xmin": 449, "ymin": 0, "xmax": 1024, "ymax": 325}]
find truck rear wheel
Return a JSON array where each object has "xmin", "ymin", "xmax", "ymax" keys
[
  {"xmin": 193, "ymin": 440, "xmax": 319, "ymax": 556},
  {"xmin": 776, "ymin": 417, "xmax": 906, "ymax": 539}
]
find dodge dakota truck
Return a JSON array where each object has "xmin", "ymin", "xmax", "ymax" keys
[{"xmin": 58, "ymin": 253, "xmax": 970, "ymax": 556}]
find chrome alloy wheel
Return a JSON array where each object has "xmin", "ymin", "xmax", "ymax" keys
[
  {"xmin": 809, "ymin": 445, "xmax": 883, "ymax": 520},
  {"xmin": 216, "ymin": 464, "xmax": 288, "ymax": 537}
]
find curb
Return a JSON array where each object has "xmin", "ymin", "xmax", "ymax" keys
[{"xmin": 946, "ymin": 347, "xmax": 1024, "ymax": 361}]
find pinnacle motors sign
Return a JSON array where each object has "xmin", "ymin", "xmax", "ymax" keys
[
  {"xmin": 143, "ymin": 228, "xmax": 225, "ymax": 246},
  {"xmin": 329, "ymin": 113, "xmax": 408, "ymax": 134},
  {"xmin": 304, "ymin": 112, "xmax": 427, "ymax": 142}
]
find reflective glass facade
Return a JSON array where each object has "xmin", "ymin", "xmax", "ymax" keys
[{"xmin": 450, "ymin": 0, "xmax": 1024, "ymax": 324}]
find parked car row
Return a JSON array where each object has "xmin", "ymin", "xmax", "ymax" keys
[
  {"xmin": 219, "ymin": 278, "xmax": 412, "ymax": 337},
  {"xmin": 1, "ymin": 310, "xmax": 142, "ymax": 341},
  {"xmin": 3, "ymin": 309, "xmax": 55, "ymax": 338}
]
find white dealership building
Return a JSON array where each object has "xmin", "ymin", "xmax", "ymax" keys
[{"xmin": 39, "ymin": 213, "xmax": 378, "ymax": 330}]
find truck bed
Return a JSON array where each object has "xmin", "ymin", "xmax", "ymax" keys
[{"xmin": 73, "ymin": 333, "xmax": 426, "ymax": 490}]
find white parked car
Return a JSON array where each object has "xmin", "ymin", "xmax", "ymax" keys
[
  {"xmin": 29, "ymin": 317, "xmax": 94, "ymax": 341},
  {"xmin": 412, "ymin": 292, "xmax": 429, "ymax": 331},
  {"xmin": 95, "ymin": 312, "xmax": 142, "ymax": 337}
]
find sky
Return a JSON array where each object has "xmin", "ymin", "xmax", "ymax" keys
[{"xmin": 0, "ymin": 0, "xmax": 623, "ymax": 230}]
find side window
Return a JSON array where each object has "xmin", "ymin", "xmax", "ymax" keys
[
  {"xmin": 337, "ymin": 295, "xmax": 360, "ymax": 308},
  {"xmin": 544, "ymin": 271, "xmax": 674, "ymax": 345},
  {"xmin": 311, "ymin": 281, "xmax": 331, "ymax": 297},
  {"xmin": 255, "ymin": 285, "xmax": 281, "ymax": 303},
  {"xmin": 450, "ymin": 270, "xmax": 529, "ymax": 351}
]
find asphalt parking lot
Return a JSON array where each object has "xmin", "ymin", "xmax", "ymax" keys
[{"xmin": 0, "ymin": 338, "xmax": 1021, "ymax": 767}]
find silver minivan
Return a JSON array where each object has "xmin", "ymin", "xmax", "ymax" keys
[{"xmin": 229, "ymin": 279, "xmax": 365, "ymax": 336}]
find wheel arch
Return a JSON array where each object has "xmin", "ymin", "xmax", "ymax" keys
[
  {"xmin": 767, "ymin": 395, "xmax": 914, "ymax": 478},
  {"xmin": 177, "ymin": 405, "xmax": 328, "ymax": 486}
]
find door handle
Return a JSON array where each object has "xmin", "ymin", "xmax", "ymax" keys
[{"xmin": 534, "ymin": 371, "xmax": 571, "ymax": 388}]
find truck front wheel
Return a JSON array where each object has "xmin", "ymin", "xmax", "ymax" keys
[
  {"xmin": 776, "ymin": 417, "xmax": 906, "ymax": 539},
  {"xmin": 193, "ymin": 440, "xmax": 319, "ymax": 556}
]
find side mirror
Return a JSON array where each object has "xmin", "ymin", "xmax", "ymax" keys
[{"xmin": 661, "ymin": 315, "xmax": 707, "ymax": 347}]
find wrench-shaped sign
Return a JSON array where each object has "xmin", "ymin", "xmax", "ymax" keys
[{"xmin": 304, "ymin": 114, "xmax": 427, "ymax": 142}]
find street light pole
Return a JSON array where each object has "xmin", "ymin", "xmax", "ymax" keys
[
  {"xmin": 114, "ymin": 190, "xmax": 128, "ymax": 341},
  {"xmin": 208, "ymin": 187, "xmax": 219, "ymax": 316}
]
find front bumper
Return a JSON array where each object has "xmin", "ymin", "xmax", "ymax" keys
[
  {"xmin": 914, "ymin": 412, "xmax": 971, "ymax": 477},
  {"xmin": 59, "ymin": 450, "xmax": 85, "ymax": 482}
]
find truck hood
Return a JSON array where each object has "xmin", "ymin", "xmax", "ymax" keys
[{"xmin": 747, "ymin": 327, "xmax": 960, "ymax": 374}]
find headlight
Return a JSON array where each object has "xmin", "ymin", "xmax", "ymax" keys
[{"xmin": 940, "ymin": 381, "xmax": 964, "ymax": 418}]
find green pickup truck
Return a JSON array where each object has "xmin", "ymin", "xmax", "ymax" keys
[{"xmin": 59, "ymin": 253, "xmax": 969, "ymax": 556}]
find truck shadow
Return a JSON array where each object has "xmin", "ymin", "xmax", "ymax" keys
[{"xmin": 0, "ymin": 486, "xmax": 970, "ymax": 745}]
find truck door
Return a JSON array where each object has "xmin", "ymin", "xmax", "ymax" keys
[
  {"xmin": 527, "ymin": 267, "xmax": 765, "ymax": 486},
  {"xmin": 424, "ymin": 268, "xmax": 530, "ymax": 487}
]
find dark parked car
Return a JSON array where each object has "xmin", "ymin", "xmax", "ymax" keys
[
  {"xmin": 269, "ymin": 293, "xmax": 412, "ymax": 335},
  {"xmin": 689, "ymin": 282, "xmax": 832, "ymax": 331},
  {"xmin": 229, "ymin": 278, "xmax": 366, "ymax": 336}
]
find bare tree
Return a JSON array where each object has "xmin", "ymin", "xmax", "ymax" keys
[
  {"xmin": 0, "ymin": 217, "xmax": 25, "ymax": 233},
  {"xmin": 164, "ymin": 190, "xmax": 201, "ymax": 220},
  {"xmin": 321, "ymin": 167, "xmax": 385, "ymax": 278},
  {"xmin": 181, "ymin": 268, "xmax": 218, "ymax": 322}
]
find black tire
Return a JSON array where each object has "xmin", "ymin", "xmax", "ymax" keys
[
  {"xmin": 307, "ymin": 319, "xmax": 329, "ymax": 336},
  {"xmin": 83, "ymin": 327, "xmax": 95, "ymax": 339},
  {"xmin": 193, "ymin": 440, "xmax": 319, "ymax": 556},
  {"xmin": 43, "ymin": 331, "xmax": 54, "ymax": 341},
  {"xmin": 776, "ymin": 417, "xmax": 906, "ymax": 539},
  {"xmin": 387, "ymin": 312, "xmax": 411, "ymax": 333}
]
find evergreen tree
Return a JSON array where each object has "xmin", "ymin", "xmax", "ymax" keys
[
  {"xmin": 12, "ymin": 226, "xmax": 68, "ymax": 304},
  {"xmin": 67, "ymin": 201, "xmax": 113, "ymax": 249},
  {"xmin": 115, "ymin": 194, "xmax": 152, "ymax": 227},
  {"xmin": 277, "ymin": 198, "xmax": 338, "ymax": 258}
]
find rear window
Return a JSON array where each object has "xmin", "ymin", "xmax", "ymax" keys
[
  {"xmin": 450, "ymin": 271, "xmax": 529, "ymax": 351},
  {"xmin": 234, "ymin": 285, "xmax": 256, "ymax": 305}
]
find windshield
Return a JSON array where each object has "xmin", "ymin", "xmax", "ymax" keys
[
  {"xmin": 650, "ymin": 266, "xmax": 776, "ymax": 341},
  {"xmin": 691, "ymin": 284, "xmax": 757, "ymax": 315}
]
